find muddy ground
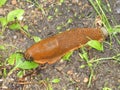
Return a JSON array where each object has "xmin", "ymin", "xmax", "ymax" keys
[{"xmin": 0, "ymin": 0, "xmax": 120, "ymax": 90}]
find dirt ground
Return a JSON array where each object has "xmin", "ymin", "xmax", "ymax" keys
[{"xmin": 0, "ymin": 0, "xmax": 120, "ymax": 90}]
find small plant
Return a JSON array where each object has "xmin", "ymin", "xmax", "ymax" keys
[
  {"xmin": 113, "ymin": 25, "xmax": 120, "ymax": 45},
  {"xmin": 32, "ymin": 36, "xmax": 41, "ymax": 43},
  {"xmin": 79, "ymin": 47, "xmax": 93, "ymax": 87},
  {"xmin": 89, "ymin": 0, "xmax": 120, "ymax": 45},
  {"xmin": 79, "ymin": 40, "xmax": 120, "ymax": 87},
  {"xmin": 87, "ymin": 40, "xmax": 104, "ymax": 51},
  {"xmin": 0, "ymin": 45, "xmax": 5, "ymax": 50},
  {"xmin": 102, "ymin": 83, "xmax": 112, "ymax": 90},
  {"xmin": 6, "ymin": 53, "xmax": 38, "ymax": 76},
  {"xmin": 47, "ymin": 15, "xmax": 53, "ymax": 21},
  {"xmin": 62, "ymin": 51, "xmax": 73, "ymax": 61},
  {"xmin": 0, "ymin": 0, "xmax": 7, "ymax": 7},
  {"xmin": 89, "ymin": 53, "xmax": 120, "ymax": 64},
  {"xmin": 39, "ymin": 78, "xmax": 53, "ymax": 90},
  {"xmin": 67, "ymin": 18, "xmax": 73, "ymax": 24},
  {"xmin": 89, "ymin": 0, "xmax": 113, "ymax": 33},
  {"xmin": 0, "ymin": 9, "xmax": 24, "ymax": 29},
  {"xmin": 79, "ymin": 0, "xmax": 120, "ymax": 87},
  {"xmin": 0, "ymin": 9, "xmax": 29, "ymax": 36},
  {"xmin": 41, "ymin": 78, "xmax": 60, "ymax": 90},
  {"xmin": 56, "ymin": 25, "xmax": 62, "ymax": 30},
  {"xmin": 65, "ymin": 18, "xmax": 73, "ymax": 26},
  {"xmin": 51, "ymin": 78, "xmax": 60, "ymax": 84},
  {"xmin": 59, "ymin": 0, "xmax": 64, "ymax": 5},
  {"xmin": 26, "ymin": 0, "xmax": 45, "ymax": 15},
  {"xmin": 79, "ymin": 40, "xmax": 104, "ymax": 87},
  {"xmin": 102, "ymin": 87, "xmax": 112, "ymax": 90},
  {"xmin": 17, "ymin": 70, "xmax": 25, "ymax": 78}
]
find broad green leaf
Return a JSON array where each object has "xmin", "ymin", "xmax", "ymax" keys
[
  {"xmin": 7, "ymin": 9, "xmax": 24, "ymax": 22},
  {"xmin": 9, "ymin": 23, "xmax": 21, "ymax": 30},
  {"xmin": 52, "ymin": 78, "xmax": 60, "ymax": 83},
  {"xmin": 7, "ymin": 53, "xmax": 39, "ymax": 69},
  {"xmin": 0, "ymin": 0, "xmax": 7, "ymax": 7},
  {"xmin": 0, "ymin": 17, "xmax": 7, "ymax": 27},
  {"xmin": 62, "ymin": 51, "xmax": 73, "ymax": 61},
  {"xmin": 15, "ymin": 56, "xmax": 23, "ymax": 66},
  {"xmin": 87, "ymin": 40, "xmax": 103, "ymax": 51},
  {"xmin": 17, "ymin": 61, "xmax": 39, "ymax": 69},
  {"xmin": 32, "ymin": 36, "xmax": 41, "ymax": 43},
  {"xmin": 7, "ymin": 53, "xmax": 23, "ymax": 65},
  {"xmin": 0, "ymin": 45, "xmax": 5, "ymax": 50}
]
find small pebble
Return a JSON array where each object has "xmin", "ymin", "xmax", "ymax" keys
[
  {"xmin": 67, "ymin": 70, "xmax": 73, "ymax": 75},
  {"xmin": 13, "ymin": 35, "xmax": 17, "ymax": 39},
  {"xmin": 11, "ymin": 0, "xmax": 17, "ymax": 5},
  {"xmin": 83, "ymin": 77, "xmax": 88, "ymax": 83}
]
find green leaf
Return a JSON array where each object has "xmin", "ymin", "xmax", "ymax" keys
[
  {"xmin": 9, "ymin": 23, "xmax": 21, "ymax": 30},
  {"xmin": 55, "ymin": 8, "xmax": 59, "ymax": 13},
  {"xmin": 15, "ymin": 57, "xmax": 23, "ymax": 67},
  {"xmin": 32, "ymin": 36, "xmax": 41, "ymax": 43},
  {"xmin": 7, "ymin": 53, "xmax": 39, "ymax": 69},
  {"xmin": 7, "ymin": 53, "xmax": 23, "ymax": 65},
  {"xmin": 48, "ymin": 83, "xmax": 53, "ymax": 90},
  {"xmin": 113, "ymin": 25, "xmax": 120, "ymax": 34},
  {"xmin": 60, "ymin": 0, "xmax": 64, "ymax": 3},
  {"xmin": 56, "ymin": 25, "xmax": 62, "ymax": 30},
  {"xmin": 23, "ymin": 25, "xmax": 28, "ymax": 31},
  {"xmin": 47, "ymin": 15, "xmax": 53, "ymax": 20},
  {"xmin": 0, "ymin": 17, "xmax": 8, "ymax": 27},
  {"xmin": 79, "ymin": 48, "xmax": 89, "ymax": 66},
  {"xmin": 79, "ymin": 52, "xmax": 88, "ymax": 61},
  {"xmin": 87, "ymin": 40, "xmax": 103, "ymax": 51},
  {"xmin": 3, "ymin": 68, "xmax": 7, "ymax": 77},
  {"xmin": 0, "ymin": 45, "xmax": 5, "ymax": 50},
  {"xmin": 102, "ymin": 87, "xmax": 112, "ymax": 90},
  {"xmin": 17, "ymin": 70, "xmax": 24, "ymax": 78},
  {"xmin": 79, "ymin": 65, "xmax": 86, "ymax": 68},
  {"xmin": 7, "ymin": 9, "xmax": 24, "ymax": 22},
  {"xmin": 67, "ymin": 18, "xmax": 73, "ymax": 24},
  {"xmin": 17, "ymin": 61, "xmax": 39, "ymax": 69},
  {"xmin": 52, "ymin": 78, "xmax": 60, "ymax": 83},
  {"xmin": 0, "ymin": 0, "xmax": 7, "ymax": 7},
  {"xmin": 62, "ymin": 51, "xmax": 73, "ymax": 61}
]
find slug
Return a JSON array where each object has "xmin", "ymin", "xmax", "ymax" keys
[{"xmin": 24, "ymin": 27, "xmax": 108, "ymax": 64}]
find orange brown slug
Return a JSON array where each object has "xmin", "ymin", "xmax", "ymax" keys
[{"xmin": 24, "ymin": 27, "xmax": 108, "ymax": 64}]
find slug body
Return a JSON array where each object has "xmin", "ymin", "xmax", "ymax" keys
[{"xmin": 24, "ymin": 28, "xmax": 107, "ymax": 64}]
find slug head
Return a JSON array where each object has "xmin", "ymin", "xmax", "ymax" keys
[
  {"xmin": 23, "ymin": 51, "xmax": 34, "ymax": 62},
  {"xmin": 15, "ymin": 52, "xmax": 33, "ymax": 62}
]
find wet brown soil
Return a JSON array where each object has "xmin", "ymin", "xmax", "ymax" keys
[{"xmin": 0, "ymin": 0, "xmax": 120, "ymax": 90}]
